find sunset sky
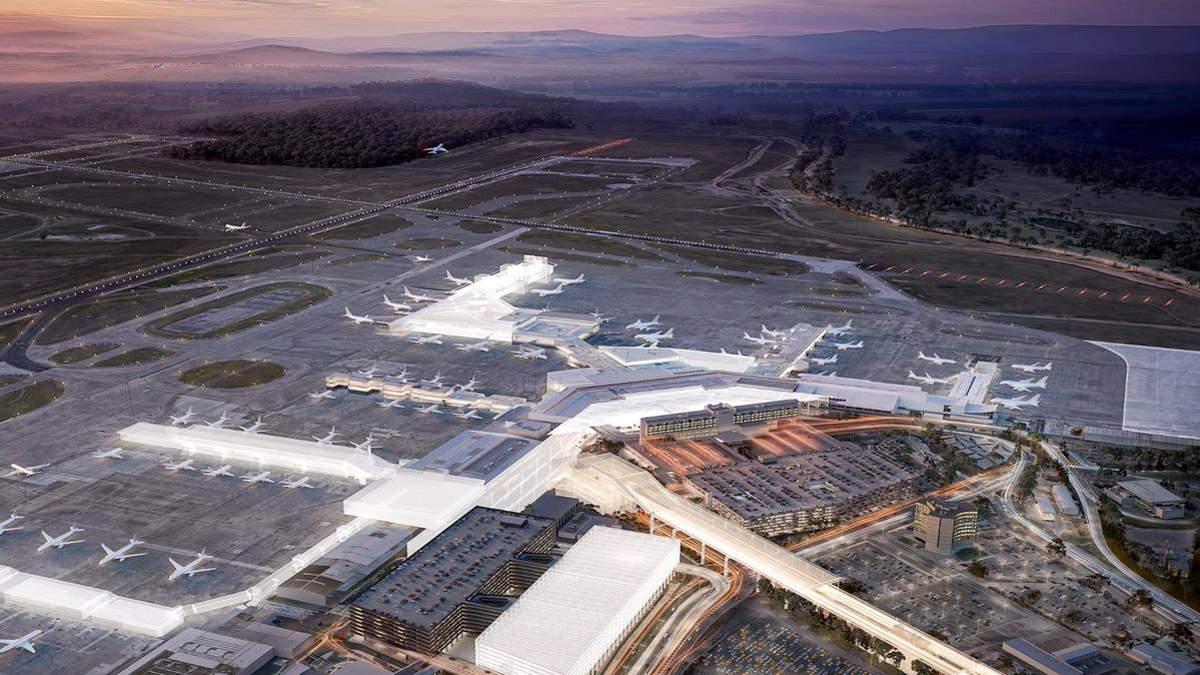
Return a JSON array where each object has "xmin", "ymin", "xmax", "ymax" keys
[{"xmin": 7, "ymin": 0, "xmax": 1200, "ymax": 39}]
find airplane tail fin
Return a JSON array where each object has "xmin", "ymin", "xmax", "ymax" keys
[
  {"xmin": 664, "ymin": 328, "xmax": 673, "ymax": 338},
  {"xmin": 1029, "ymin": 394, "xmax": 1041, "ymax": 405},
  {"xmin": 908, "ymin": 370, "xmax": 918, "ymax": 378},
  {"xmin": 652, "ymin": 314, "xmax": 660, "ymax": 322}
]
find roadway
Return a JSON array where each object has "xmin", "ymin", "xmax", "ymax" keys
[{"xmin": 572, "ymin": 453, "xmax": 1003, "ymax": 675}]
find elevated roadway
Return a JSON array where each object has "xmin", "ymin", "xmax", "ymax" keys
[{"xmin": 568, "ymin": 453, "xmax": 1002, "ymax": 675}]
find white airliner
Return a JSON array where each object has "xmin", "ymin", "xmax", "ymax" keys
[
  {"xmin": 457, "ymin": 376, "xmax": 481, "ymax": 392},
  {"xmin": 999, "ymin": 376, "xmax": 1049, "ymax": 392},
  {"xmin": 825, "ymin": 320, "xmax": 854, "ymax": 336},
  {"xmin": 410, "ymin": 334, "xmax": 444, "ymax": 345},
  {"xmin": 453, "ymin": 409, "xmax": 482, "ymax": 420},
  {"xmin": 383, "ymin": 295, "xmax": 412, "ymax": 312},
  {"xmin": 377, "ymin": 399, "xmax": 406, "ymax": 409},
  {"xmin": 308, "ymin": 390, "xmax": 335, "ymax": 400},
  {"xmin": 0, "ymin": 513, "xmax": 24, "ymax": 534},
  {"xmin": 810, "ymin": 354, "xmax": 839, "ymax": 366},
  {"xmin": 392, "ymin": 366, "xmax": 411, "ymax": 382},
  {"xmin": 0, "ymin": 630, "xmax": 42, "ymax": 655},
  {"xmin": 224, "ymin": 222, "xmax": 250, "ymax": 232},
  {"xmin": 455, "ymin": 341, "xmax": 490, "ymax": 353},
  {"xmin": 512, "ymin": 345, "xmax": 547, "ymax": 360},
  {"xmin": 743, "ymin": 332, "xmax": 777, "ymax": 346},
  {"xmin": 91, "ymin": 448, "xmax": 124, "ymax": 459},
  {"xmin": 1012, "ymin": 362, "xmax": 1053, "ymax": 374},
  {"xmin": 761, "ymin": 325, "xmax": 789, "ymax": 339},
  {"xmin": 204, "ymin": 413, "xmax": 230, "ymax": 429},
  {"xmin": 356, "ymin": 366, "xmax": 379, "ymax": 377},
  {"xmin": 554, "ymin": 274, "xmax": 586, "ymax": 286},
  {"xmin": 415, "ymin": 404, "xmax": 444, "ymax": 415},
  {"xmin": 168, "ymin": 550, "xmax": 216, "ymax": 581},
  {"xmin": 403, "ymin": 287, "xmax": 437, "ymax": 303},
  {"xmin": 410, "ymin": 254, "xmax": 434, "ymax": 263},
  {"xmin": 282, "ymin": 476, "xmax": 315, "ymax": 489},
  {"xmin": 445, "ymin": 271, "xmax": 472, "ymax": 286},
  {"xmin": 907, "ymin": 370, "xmax": 954, "ymax": 385},
  {"xmin": 344, "ymin": 307, "xmax": 374, "ymax": 325},
  {"xmin": 202, "ymin": 465, "xmax": 234, "ymax": 478},
  {"xmin": 241, "ymin": 471, "xmax": 273, "ymax": 484},
  {"xmin": 240, "ymin": 416, "xmax": 265, "ymax": 434},
  {"xmin": 99, "ymin": 539, "xmax": 146, "ymax": 566},
  {"xmin": 420, "ymin": 372, "xmax": 445, "ymax": 387},
  {"xmin": 351, "ymin": 435, "xmax": 374, "ymax": 452},
  {"xmin": 532, "ymin": 283, "xmax": 566, "ymax": 297},
  {"xmin": 590, "ymin": 309, "xmax": 612, "ymax": 323},
  {"xmin": 313, "ymin": 427, "xmax": 339, "ymax": 445},
  {"xmin": 626, "ymin": 315, "xmax": 661, "ymax": 331},
  {"xmin": 162, "ymin": 459, "xmax": 195, "ymax": 472},
  {"xmin": 990, "ymin": 393, "xmax": 1042, "ymax": 411},
  {"xmin": 917, "ymin": 351, "xmax": 956, "ymax": 366},
  {"xmin": 832, "ymin": 340, "xmax": 864, "ymax": 350},
  {"xmin": 39, "ymin": 525, "xmax": 85, "ymax": 552},
  {"xmin": 424, "ymin": 143, "xmax": 448, "ymax": 155},
  {"xmin": 169, "ymin": 407, "xmax": 196, "ymax": 425},
  {"xmin": 634, "ymin": 328, "xmax": 673, "ymax": 343},
  {"xmin": 6, "ymin": 463, "xmax": 48, "ymax": 477}
]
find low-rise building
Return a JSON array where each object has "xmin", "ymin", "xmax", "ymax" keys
[
  {"xmin": 913, "ymin": 499, "xmax": 978, "ymax": 555},
  {"xmin": 1107, "ymin": 479, "xmax": 1187, "ymax": 519},
  {"xmin": 1130, "ymin": 643, "xmax": 1200, "ymax": 675},
  {"xmin": 1051, "ymin": 484, "xmax": 1080, "ymax": 518},
  {"xmin": 1034, "ymin": 496, "xmax": 1056, "ymax": 521},
  {"xmin": 117, "ymin": 628, "xmax": 274, "ymax": 675},
  {"xmin": 1002, "ymin": 638, "xmax": 1082, "ymax": 675}
]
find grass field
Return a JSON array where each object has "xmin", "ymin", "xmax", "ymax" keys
[
  {"xmin": 0, "ymin": 318, "xmax": 30, "ymax": 348},
  {"xmin": 144, "ymin": 282, "xmax": 332, "ymax": 339},
  {"xmin": 489, "ymin": 196, "xmax": 593, "ymax": 220},
  {"xmin": 651, "ymin": 244, "xmax": 809, "ymax": 276},
  {"xmin": 394, "ymin": 237, "xmax": 462, "ymax": 250},
  {"xmin": 328, "ymin": 253, "xmax": 390, "ymax": 266},
  {"xmin": 0, "ymin": 374, "xmax": 28, "ymax": 387},
  {"xmin": 456, "ymin": 220, "xmax": 506, "ymax": 234},
  {"xmin": 420, "ymin": 173, "xmax": 616, "ymax": 211},
  {"xmin": 310, "ymin": 214, "xmax": 413, "ymax": 241},
  {"xmin": 148, "ymin": 250, "xmax": 328, "ymax": 287},
  {"xmin": 0, "ymin": 379, "xmax": 64, "ymax": 422},
  {"xmin": 515, "ymin": 230, "xmax": 665, "ymax": 260},
  {"xmin": 676, "ymin": 270, "xmax": 762, "ymax": 285},
  {"xmin": 180, "ymin": 359, "xmax": 285, "ymax": 388},
  {"xmin": 49, "ymin": 343, "xmax": 119, "ymax": 364},
  {"xmin": 37, "ymin": 286, "xmax": 220, "ymax": 344},
  {"xmin": 92, "ymin": 347, "xmax": 174, "ymax": 367},
  {"xmin": 39, "ymin": 183, "xmax": 237, "ymax": 218}
]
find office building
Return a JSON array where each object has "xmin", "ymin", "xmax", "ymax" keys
[
  {"xmin": 913, "ymin": 499, "xmax": 978, "ymax": 555},
  {"xmin": 1106, "ymin": 479, "xmax": 1187, "ymax": 519}
]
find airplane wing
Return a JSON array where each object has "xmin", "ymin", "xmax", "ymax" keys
[
  {"xmin": 190, "ymin": 567, "xmax": 216, "ymax": 576},
  {"xmin": 41, "ymin": 531, "xmax": 54, "ymax": 544},
  {"xmin": 169, "ymin": 558, "xmax": 183, "ymax": 571},
  {"xmin": 101, "ymin": 543, "xmax": 115, "ymax": 555}
]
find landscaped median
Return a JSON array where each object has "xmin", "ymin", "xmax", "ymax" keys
[
  {"xmin": 143, "ymin": 282, "xmax": 332, "ymax": 339},
  {"xmin": 180, "ymin": 359, "xmax": 286, "ymax": 388}
]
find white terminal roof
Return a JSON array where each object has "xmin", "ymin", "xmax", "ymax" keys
[
  {"xmin": 118, "ymin": 422, "xmax": 396, "ymax": 483},
  {"xmin": 342, "ymin": 468, "xmax": 485, "ymax": 529},
  {"xmin": 599, "ymin": 346, "xmax": 757, "ymax": 374},
  {"xmin": 476, "ymin": 527, "xmax": 680, "ymax": 675},
  {"xmin": 553, "ymin": 384, "xmax": 822, "ymax": 435},
  {"xmin": 0, "ymin": 566, "xmax": 180, "ymax": 636}
]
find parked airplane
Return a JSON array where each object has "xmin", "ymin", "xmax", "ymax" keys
[
  {"xmin": 810, "ymin": 354, "xmax": 839, "ymax": 366},
  {"xmin": 512, "ymin": 345, "xmax": 547, "ymax": 360},
  {"xmin": 91, "ymin": 448, "xmax": 124, "ymax": 459},
  {"xmin": 743, "ymin": 332, "xmax": 777, "ymax": 346},
  {"xmin": 240, "ymin": 416, "xmax": 265, "ymax": 434},
  {"xmin": 204, "ymin": 412, "xmax": 230, "ymax": 429},
  {"xmin": 393, "ymin": 366, "xmax": 410, "ymax": 382},
  {"xmin": 917, "ymin": 351, "xmax": 957, "ymax": 366},
  {"xmin": 907, "ymin": 370, "xmax": 954, "ymax": 386},
  {"xmin": 38, "ymin": 526, "xmax": 85, "ymax": 552},
  {"xmin": 376, "ymin": 399, "xmax": 406, "ymax": 409},
  {"xmin": 409, "ymin": 334, "xmax": 444, "ymax": 345},
  {"xmin": 282, "ymin": 476, "xmax": 315, "ymax": 489},
  {"xmin": 241, "ymin": 471, "xmax": 274, "ymax": 484},
  {"xmin": 1012, "ymin": 362, "xmax": 1053, "ymax": 374},
  {"xmin": 356, "ymin": 366, "xmax": 379, "ymax": 377},
  {"xmin": 312, "ymin": 427, "xmax": 339, "ymax": 445},
  {"xmin": 554, "ymin": 274, "xmax": 586, "ymax": 286},
  {"xmin": 590, "ymin": 309, "xmax": 612, "ymax": 323},
  {"xmin": 344, "ymin": 307, "xmax": 374, "ymax": 325},
  {"xmin": 223, "ymin": 222, "xmax": 249, "ymax": 232},
  {"xmin": 410, "ymin": 254, "xmax": 434, "ymax": 263},
  {"xmin": 403, "ymin": 287, "xmax": 437, "ymax": 303},
  {"xmin": 169, "ymin": 407, "xmax": 196, "ymax": 425},
  {"xmin": 990, "ymin": 394, "xmax": 1042, "ymax": 411},
  {"xmin": 634, "ymin": 328, "xmax": 673, "ymax": 343},
  {"xmin": 761, "ymin": 325, "xmax": 789, "ymax": 339},
  {"xmin": 626, "ymin": 315, "xmax": 661, "ymax": 331},
  {"xmin": 457, "ymin": 376, "xmax": 481, "ymax": 392},
  {"xmin": 351, "ymin": 436, "xmax": 374, "ymax": 452},
  {"xmin": 424, "ymin": 143, "xmax": 448, "ymax": 155},
  {"xmin": 453, "ymin": 409, "xmax": 482, "ymax": 420},
  {"xmin": 415, "ymin": 404, "xmax": 444, "ymax": 415},
  {"xmin": 420, "ymin": 372, "xmax": 445, "ymax": 387},
  {"xmin": 382, "ymin": 295, "xmax": 412, "ymax": 312},
  {"xmin": 0, "ymin": 513, "xmax": 24, "ymax": 534},
  {"xmin": 832, "ymin": 340, "xmax": 864, "ymax": 350},
  {"xmin": 6, "ymin": 463, "xmax": 47, "ymax": 477},
  {"xmin": 201, "ymin": 465, "xmax": 234, "ymax": 478},
  {"xmin": 308, "ymin": 390, "xmax": 335, "ymax": 400},
  {"xmin": 445, "ymin": 270, "xmax": 472, "ymax": 286},
  {"xmin": 825, "ymin": 320, "xmax": 854, "ymax": 336},
  {"xmin": 999, "ymin": 376, "xmax": 1050, "ymax": 392},
  {"xmin": 532, "ymin": 283, "xmax": 566, "ymax": 297},
  {"xmin": 162, "ymin": 459, "xmax": 195, "ymax": 472},
  {"xmin": 168, "ymin": 550, "xmax": 216, "ymax": 581},
  {"xmin": 0, "ymin": 630, "xmax": 41, "ymax": 655},
  {"xmin": 455, "ymin": 341, "xmax": 490, "ymax": 353},
  {"xmin": 99, "ymin": 539, "xmax": 146, "ymax": 566}
]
